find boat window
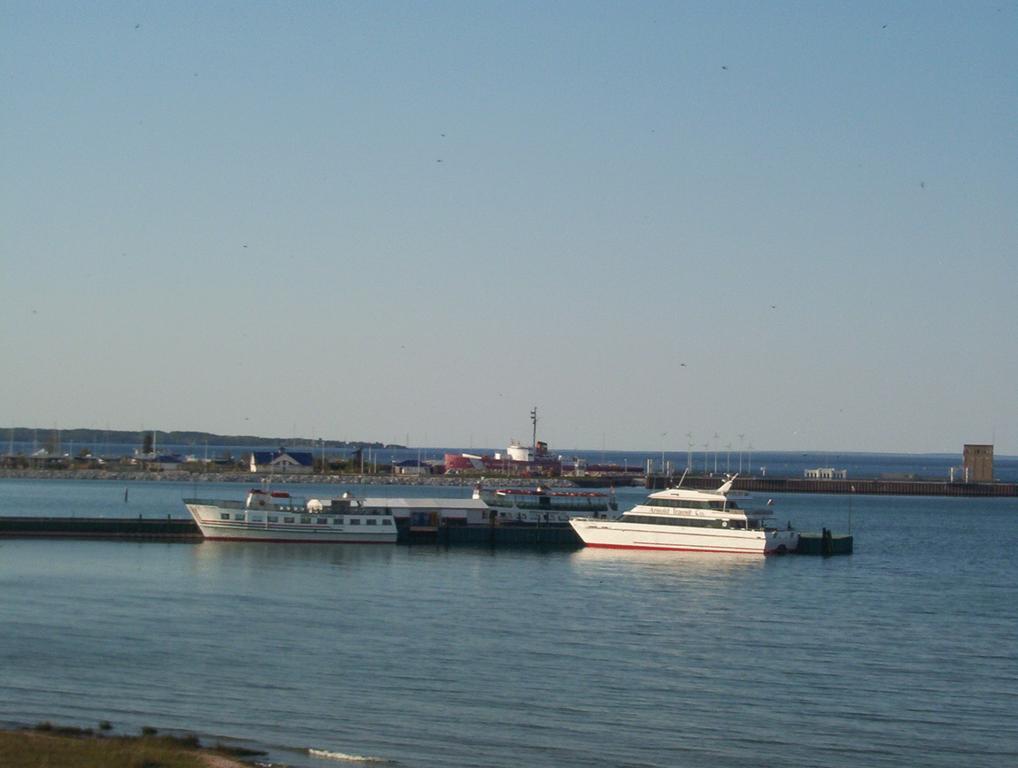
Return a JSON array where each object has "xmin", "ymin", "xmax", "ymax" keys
[
  {"xmin": 220, "ymin": 513, "xmax": 230, "ymax": 520},
  {"xmin": 234, "ymin": 513, "xmax": 245, "ymax": 521},
  {"xmin": 332, "ymin": 519, "xmax": 343, "ymax": 525},
  {"xmin": 267, "ymin": 516, "xmax": 278, "ymax": 523},
  {"xmin": 284, "ymin": 517, "xmax": 294, "ymax": 524},
  {"xmin": 349, "ymin": 518, "xmax": 361, "ymax": 525},
  {"xmin": 646, "ymin": 498, "xmax": 722, "ymax": 510},
  {"xmin": 301, "ymin": 516, "xmax": 311, "ymax": 524},
  {"xmin": 366, "ymin": 519, "xmax": 378, "ymax": 525},
  {"xmin": 251, "ymin": 516, "xmax": 263, "ymax": 523},
  {"xmin": 316, "ymin": 518, "xmax": 327, "ymax": 525},
  {"xmin": 382, "ymin": 519, "xmax": 393, "ymax": 526},
  {"xmin": 624, "ymin": 514, "xmax": 731, "ymax": 529}
]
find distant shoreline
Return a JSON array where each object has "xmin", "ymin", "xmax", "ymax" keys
[{"xmin": 0, "ymin": 426, "xmax": 399, "ymax": 451}]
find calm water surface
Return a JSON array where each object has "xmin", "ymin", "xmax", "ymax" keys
[{"xmin": 1, "ymin": 479, "xmax": 1016, "ymax": 767}]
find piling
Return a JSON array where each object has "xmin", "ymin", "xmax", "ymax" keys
[{"xmin": 794, "ymin": 531, "xmax": 853, "ymax": 556}]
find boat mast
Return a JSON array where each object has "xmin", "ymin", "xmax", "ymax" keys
[{"xmin": 531, "ymin": 406, "xmax": 538, "ymax": 454}]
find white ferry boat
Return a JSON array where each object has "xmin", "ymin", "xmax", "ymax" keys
[
  {"xmin": 569, "ymin": 475, "xmax": 799, "ymax": 554},
  {"xmin": 472, "ymin": 484, "xmax": 618, "ymax": 525},
  {"xmin": 183, "ymin": 488, "xmax": 397, "ymax": 543}
]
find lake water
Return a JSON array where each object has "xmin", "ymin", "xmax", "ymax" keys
[{"xmin": 1, "ymin": 478, "xmax": 1016, "ymax": 767}]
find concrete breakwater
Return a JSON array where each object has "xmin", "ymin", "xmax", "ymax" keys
[
  {"xmin": 646, "ymin": 474, "xmax": 1018, "ymax": 496},
  {"xmin": 0, "ymin": 468, "xmax": 574, "ymax": 487},
  {"xmin": 8, "ymin": 468, "xmax": 1015, "ymax": 497}
]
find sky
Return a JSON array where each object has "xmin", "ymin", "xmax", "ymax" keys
[{"xmin": 2, "ymin": 1, "xmax": 1016, "ymax": 454}]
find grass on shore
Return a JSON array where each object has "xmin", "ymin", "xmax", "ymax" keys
[{"xmin": 0, "ymin": 723, "xmax": 260, "ymax": 768}]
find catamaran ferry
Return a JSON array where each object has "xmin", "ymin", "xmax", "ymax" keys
[
  {"xmin": 569, "ymin": 475, "xmax": 798, "ymax": 554},
  {"xmin": 184, "ymin": 488, "xmax": 397, "ymax": 543}
]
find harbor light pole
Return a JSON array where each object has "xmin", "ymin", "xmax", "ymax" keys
[{"xmin": 531, "ymin": 406, "xmax": 538, "ymax": 452}]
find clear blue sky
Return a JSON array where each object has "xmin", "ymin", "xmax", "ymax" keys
[{"xmin": 2, "ymin": 1, "xmax": 1016, "ymax": 454}]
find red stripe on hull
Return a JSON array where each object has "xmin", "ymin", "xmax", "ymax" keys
[{"xmin": 582, "ymin": 543, "xmax": 767, "ymax": 555}]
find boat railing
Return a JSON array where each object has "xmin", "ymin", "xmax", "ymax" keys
[
  {"xmin": 184, "ymin": 498, "xmax": 247, "ymax": 509},
  {"xmin": 512, "ymin": 499, "xmax": 608, "ymax": 512},
  {"xmin": 185, "ymin": 497, "xmax": 390, "ymax": 516}
]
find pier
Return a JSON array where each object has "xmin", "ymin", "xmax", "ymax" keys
[
  {"xmin": 794, "ymin": 530, "xmax": 854, "ymax": 556},
  {"xmin": 0, "ymin": 517, "xmax": 850, "ymax": 554},
  {"xmin": 0, "ymin": 516, "xmax": 201, "ymax": 540},
  {"xmin": 0, "ymin": 517, "xmax": 581, "ymax": 547},
  {"xmin": 403, "ymin": 523, "xmax": 581, "ymax": 549}
]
